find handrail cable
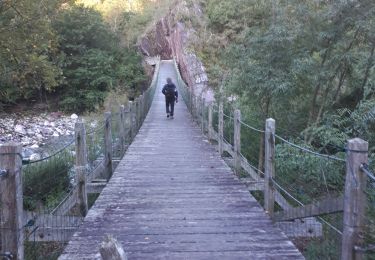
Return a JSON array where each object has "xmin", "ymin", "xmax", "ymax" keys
[
  {"xmin": 274, "ymin": 134, "xmax": 345, "ymax": 162},
  {"xmin": 272, "ymin": 179, "xmax": 343, "ymax": 235},
  {"xmin": 240, "ymin": 120, "xmax": 265, "ymax": 133},
  {"xmin": 24, "ymin": 138, "xmax": 75, "ymax": 165}
]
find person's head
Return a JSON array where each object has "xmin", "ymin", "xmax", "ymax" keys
[{"xmin": 166, "ymin": 78, "xmax": 172, "ymax": 84}]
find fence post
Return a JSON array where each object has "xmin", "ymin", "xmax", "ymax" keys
[
  {"xmin": 208, "ymin": 103, "xmax": 213, "ymax": 140},
  {"xmin": 128, "ymin": 101, "xmax": 134, "ymax": 140},
  {"xmin": 190, "ymin": 91, "xmax": 193, "ymax": 113},
  {"xmin": 139, "ymin": 94, "xmax": 144, "ymax": 124},
  {"xmin": 135, "ymin": 97, "xmax": 140, "ymax": 131},
  {"xmin": 264, "ymin": 118, "xmax": 276, "ymax": 218},
  {"xmin": 124, "ymin": 103, "xmax": 131, "ymax": 144},
  {"xmin": 104, "ymin": 112, "xmax": 113, "ymax": 180},
  {"xmin": 201, "ymin": 98, "xmax": 205, "ymax": 133},
  {"xmin": 119, "ymin": 105, "xmax": 126, "ymax": 153},
  {"xmin": 75, "ymin": 120, "xmax": 88, "ymax": 216},
  {"xmin": 194, "ymin": 96, "xmax": 198, "ymax": 119},
  {"xmin": 342, "ymin": 138, "xmax": 368, "ymax": 260},
  {"xmin": 218, "ymin": 101, "xmax": 224, "ymax": 155},
  {"xmin": 0, "ymin": 143, "xmax": 23, "ymax": 260},
  {"xmin": 233, "ymin": 109, "xmax": 241, "ymax": 174}
]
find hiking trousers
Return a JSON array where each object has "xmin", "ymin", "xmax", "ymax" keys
[{"xmin": 165, "ymin": 97, "xmax": 175, "ymax": 116}]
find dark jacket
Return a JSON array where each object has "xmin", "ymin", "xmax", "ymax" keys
[{"xmin": 162, "ymin": 83, "xmax": 178, "ymax": 100}]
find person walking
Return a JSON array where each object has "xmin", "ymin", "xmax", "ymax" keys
[{"xmin": 162, "ymin": 78, "xmax": 178, "ymax": 119}]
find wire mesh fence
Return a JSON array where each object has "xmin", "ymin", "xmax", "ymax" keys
[
  {"xmin": 19, "ymin": 140, "xmax": 85, "ymax": 259},
  {"xmin": 273, "ymin": 134, "xmax": 346, "ymax": 259},
  {"xmin": 360, "ymin": 164, "xmax": 375, "ymax": 259},
  {"xmin": 223, "ymin": 111, "xmax": 234, "ymax": 147},
  {"xmin": 22, "ymin": 141, "xmax": 75, "ymax": 213},
  {"xmin": 240, "ymin": 120, "xmax": 265, "ymax": 174},
  {"xmin": 170, "ymin": 58, "xmax": 375, "ymax": 259},
  {"xmin": 212, "ymin": 104, "xmax": 219, "ymax": 136},
  {"xmin": 0, "ymin": 58, "xmax": 161, "ymax": 260},
  {"xmin": 86, "ymin": 122, "xmax": 105, "ymax": 181},
  {"xmin": 111, "ymin": 113, "xmax": 123, "ymax": 159}
]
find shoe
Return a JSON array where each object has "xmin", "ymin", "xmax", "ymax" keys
[{"xmin": 167, "ymin": 113, "xmax": 170, "ymax": 118}]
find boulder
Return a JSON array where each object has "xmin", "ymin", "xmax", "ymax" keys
[
  {"xmin": 15, "ymin": 124, "xmax": 26, "ymax": 135},
  {"xmin": 29, "ymin": 153, "xmax": 41, "ymax": 161}
]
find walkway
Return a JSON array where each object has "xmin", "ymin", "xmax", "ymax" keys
[{"xmin": 59, "ymin": 61, "xmax": 303, "ymax": 259}]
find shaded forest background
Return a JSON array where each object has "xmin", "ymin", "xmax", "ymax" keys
[
  {"xmin": 1, "ymin": 0, "xmax": 375, "ymax": 149},
  {"xmin": 197, "ymin": 0, "xmax": 375, "ymax": 152},
  {"xmin": 0, "ymin": 0, "xmax": 171, "ymax": 112},
  {"xmin": 1, "ymin": 1, "xmax": 375, "ymax": 258}
]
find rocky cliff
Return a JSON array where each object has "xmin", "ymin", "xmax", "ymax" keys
[{"xmin": 139, "ymin": 1, "xmax": 214, "ymax": 101}]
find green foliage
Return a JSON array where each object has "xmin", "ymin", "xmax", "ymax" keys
[
  {"xmin": 23, "ymin": 151, "xmax": 73, "ymax": 211},
  {"xmin": 0, "ymin": 1, "xmax": 147, "ymax": 112},
  {"xmin": 305, "ymin": 236, "xmax": 340, "ymax": 260},
  {"xmin": 196, "ymin": 4, "xmax": 375, "ymax": 256},
  {"xmin": 0, "ymin": 0, "xmax": 65, "ymax": 106},
  {"xmin": 201, "ymin": 0, "xmax": 375, "ymax": 150},
  {"xmin": 275, "ymin": 142, "xmax": 345, "ymax": 203},
  {"xmin": 53, "ymin": 5, "xmax": 146, "ymax": 112}
]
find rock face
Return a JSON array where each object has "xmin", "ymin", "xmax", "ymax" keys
[{"xmin": 139, "ymin": 1, "xmax": 214, "ymax": 102}]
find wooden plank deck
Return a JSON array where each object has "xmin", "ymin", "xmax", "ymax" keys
[{"xmin": 59, "ymin": 60, "xmax": 304, "ymax": 260}]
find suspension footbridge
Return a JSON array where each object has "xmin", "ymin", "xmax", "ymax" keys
[
  {"xmin": 1, "ymin": 59, "xmax": 374, "ymax": 260},
  {"xmin": 58, "ymin": 60, "xmax": 303, "ymax": 259}
]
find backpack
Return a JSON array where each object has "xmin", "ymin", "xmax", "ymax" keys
[{"xmin": 164, "ymin": 84, "xmax": 175, "ymax": 98}]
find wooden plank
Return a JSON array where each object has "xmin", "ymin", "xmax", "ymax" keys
[
  {"xmin": 135, "ymin": 97, "xmax": 140, "ymax": 131},
  {"xmin": 119, "ymin": 105, "xmax": 126, "ymax": 152},
  {"xmin": 264, "ymin": 118, "xmax": 275, "ymax": 217},
  {"xmin": 201, "ymin": 98, "xmax": 205, "ymax": 133},
  {"xmin": 124, "ymin": 104, "xmax": 131, "ymax": 144},
  {"xmin": 276, "ymin": 218, "xmax": 323, "ymax": 237},
  {"xmin": 274, "ymin": 195, "xmax": 344, "ymax": 221},
  {"xmin": 128, "ymin": 101, "xmax": 134, "ymax": 140},
  {"xmin": 208, "ymin": 103, "xmax": 213, "ymax": 140},
  {"xmin": 0, "ymin": 143, "xmax": 24, "ymax": 259},
  {"xmin": 25, "ymin": 227, "xmax": 78, "ymax": 242},
  {"xmin": 87, "ymin": 182, "xmax": 107, "ymax": 194},
  {"xmin": 240, "ymin": 155, "xmax": 261, "ymax": 181},
  {"xmin": 75, "ymin": 121, "xmax": 88, "ymax": 216},
  {"xmin": 223, "ymin": 141, "xmax": 234, "ymax": 157},
  {"xmin": 60, "ymin": 60, "xmax": 304, "ymax": 260},
  {"xmin": 240, "ymin": 178, "xmax": 264, "ymax": 191},
  {"xmin": 104, "ymin": 112, "xmax": 113, "ymax": 180},
  {"xmin": 87, "ymin": 161, "xmax": 105, "ymax": 182},
  {"xmin": 342, "ymin": 138, "xmax": 368, "ymax": 260},
  {"xmin": 24, "ymin": 211, "xmax": 82, "ymax": 227},
  {"xmin": 51, "ymin": 191, "xmax": 77, "ymax": 216},
  {"xmin": 24, "ymin": 211, "xmax": 82, "ymax": 242},
  {"xmin": 218, "ymin": 101, "xmax": 223, "ymax": 155},
  {"xmin": 233, "ymin": 109, "xmax": 241, "ymax": 174}
]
